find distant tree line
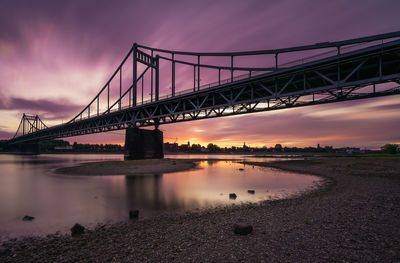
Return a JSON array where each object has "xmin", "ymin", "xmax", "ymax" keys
[
  {"xmin": 165, "ymin": 142, "xmax": 355, "ymax": 154},
  {"xmin": 71, "ymin": 142, "xmax": 123, "ymax": 152},
  {"xmin": 0, "ymin": 139, "xmax": 398, "ymax": 155},
  {"xmin": 0, "ymin": 139, "xmax": 123, "ymax": 153},
  {"xmin": 0, "ymin": 140, "xmax": 124, "ymax": 153},
  {"xmin": 39, "ymin": 140, "xmax": 70, "ymax": 151},
  {"xmin": 381, "ymin": 144, "xmax": 399, "ymax": 154}
]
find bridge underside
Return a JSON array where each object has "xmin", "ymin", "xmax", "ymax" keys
[{"xmin": 8, "ymin": 38, "xmax": 400, "ymax": 144}]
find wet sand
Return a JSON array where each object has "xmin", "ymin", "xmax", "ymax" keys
[
  {"xmin": 1, "ymin": 156, "xmax": 399, "ymax": 262},
  {"xmin": 56, "ymin": 158, "xmax": 198, "ymax": 175}
]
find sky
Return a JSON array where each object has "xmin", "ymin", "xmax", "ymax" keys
[{"xmin": 0, "ymin": 0, "xmax": 399, "ymax": 149}]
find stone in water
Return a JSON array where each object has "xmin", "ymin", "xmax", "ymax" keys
[
  {"xmin": 22, "ymin": 215, "xmax": 35, "ymax": 221},
  {"xmin": 229, "ymin": 193, "xmax": 237, "ymax": 199}
]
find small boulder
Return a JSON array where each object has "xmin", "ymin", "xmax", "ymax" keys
[
  {"xmin": 229, "ymin": 193, "xmax": 237, "ymax": 199},
  {"xmin": 129, "ymin": 210, "xmax": 139, "ymax": 219},
  {"xmin": 248, "ymin": 190, "xmax": 255, "ymax": 194},
  {"xmin": 238, "ymin": 168, "xmax": 244, "ymax": 171},
  {"xmin": 234, "ymin": 222, "xmax": 253, "ymax": 235},
  {"xmin": 71, "ymin": 223, "xmax": 85, "ymax": 236},
  {"xmin": 22, "ymin": 215, "xmax": 35, "ymax": 221}
]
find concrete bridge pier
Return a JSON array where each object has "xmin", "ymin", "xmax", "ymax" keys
[{"xmin": 124, "ymin": 127, "xmax": 164, "ymax": 160}]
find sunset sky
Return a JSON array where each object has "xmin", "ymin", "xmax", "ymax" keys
[{"xmin": 0, "ymin": 0, "xmax": 399, "ymax": 149}]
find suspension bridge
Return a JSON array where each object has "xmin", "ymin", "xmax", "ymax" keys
[{"xmin": 7, "ymin": 31, "xmax": 400, "ymax": 158}]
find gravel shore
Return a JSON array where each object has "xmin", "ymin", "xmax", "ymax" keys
[{"xmin": 1, "ymin": 156, "xmax": 399, "ymax": 262}]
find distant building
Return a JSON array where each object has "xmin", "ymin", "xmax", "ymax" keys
[
  {"xmin": 243, "ymin": 142, "xmax": 250, "ymax": 152},
  {"xmin": 345, "ymin": 147, "xmax": 361, "ymax": 154},
  {"xmin": 54, "ymin": 145, "xmax": 73, "ymax": 150},
  {"xmin": 179, "ymin": 143, "xmax": 190, "ymax": 152},
  {"xmin": 164, "ymin": 142, "xmax": 179, "ymax": 152},
  {"xmin": 334, "ymin": 147, "xmax": 361, "ymax": 154}
]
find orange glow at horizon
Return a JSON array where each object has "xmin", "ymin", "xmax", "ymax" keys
[{"xmin": 66, "ymin": 131, "xmax": 372, "ymax": 149}]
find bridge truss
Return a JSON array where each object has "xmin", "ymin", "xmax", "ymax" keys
[
  {"xmin": 13, "ymin": 114, "xmax": 48, "ymax": 139},
  {"xmin": 9, "ymin": 31, "xmax": 400, "ymax": 144}
]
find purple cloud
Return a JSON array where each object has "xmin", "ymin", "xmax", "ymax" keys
[
  {"xmin": 0, "ymin": 97, "xmax": 81, "ymax": 120},
  {"xmin": 0, "ymin": 129, "xmax": 14, "ymax": 140}
]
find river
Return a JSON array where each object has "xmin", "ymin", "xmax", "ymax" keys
[{"xmin": 0, "ymin": 154, "xmax": 322, "ymax": 240}]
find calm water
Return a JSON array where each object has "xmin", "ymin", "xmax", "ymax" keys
[{"xmin": 0, "ymin": 154, "xmax": 322, "ymax": 240}]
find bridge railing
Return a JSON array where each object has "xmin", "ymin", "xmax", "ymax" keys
[
  {"xmin": 141, "ymin": 71, "xmax": 261, "ymax": 104},
  {"xmin": 133, "ymin": 31, "xmax": 400, "ymax": 108},
  {"xmin": 278, "ymin": 40, "xmax": 385, "ymax": 68},
  {"xmin": 112, "ymin": 36, "xmax": 400, "ymax": 111}
]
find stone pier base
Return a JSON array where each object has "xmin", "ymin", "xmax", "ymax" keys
[{"xmin": 124, "ymin": 127, "xmax": 164, "ymax": 160}]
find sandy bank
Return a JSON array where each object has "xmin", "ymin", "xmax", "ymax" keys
[{"xmin": 55, "ymin": 158, "xmax": 198, "ymax": 176}]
